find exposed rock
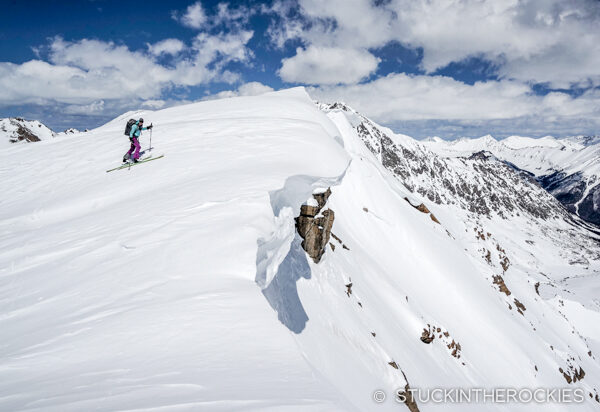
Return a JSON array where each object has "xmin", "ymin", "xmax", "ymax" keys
[
  {"xmin": 15, "ymin": 125, "xmax": 40, "ymax": 142},
  {"xmin": 420, "ymin": 327, "xmax": 435, "ymax": 344},
  {"xmin": 404, "ymin": 197, "xmax": 440, "ymax": 224},
  {"xmin": 388, "ymin": 361, "xmax": 399, "ymax": 369},
  {"xmin": 492, "ymin": 275, "xmax": 511, "ymax": 296},
  {"xmin": 514, "ymin": 298, "xmax": 526, "ymax": 315},
  {"xmin": 497, "ymin": 244, "xmax": 510, "ymax": 272},
  {"xmin": 398, "ymin": 371, "xmax": 420, "ymax": 412},
  {"xmin": 560, "ymin": 367, "xmax": 573, "ymax": 384},
  {"xmin": 447, "ymin": 340, "xmax": 462, "ymax": 358},
  {"xmin": 345, "ymin": 282, "xmax": 353, "ymax": 297},
  {"xmin": 313, "ymin": 187, "xmax": 331, "ymax": 209},
  {"xmin": 330, "ymin": 232, "xmax": 350, "ymax": 250},
  {"xmin": 295, "ymin": 189, "xmax": 335, "ymax": 263},
  {"xmin": 347, "ymin": 107, "xmax": 567, "ymax": 221},
  {"xmin": 416, "ymin": 203, "xmax": 430, "ymax": 214},
  {"xmin": 299, "ymin": 204, "xmax": 320, "ymax": 217},
  {"xmin": 1, "ymin": 117, "xmax": 55, "ymax": 144},
  {"xmin": 484, "ymin": 249, "xmax": 492, "ymax": 264}
]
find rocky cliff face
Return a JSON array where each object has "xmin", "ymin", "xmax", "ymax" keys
[
  {"xmin": 295, "ymin": 188, "xmax": 334, "ymax": 263},
  {"xmin": 319, "ymin": 102, "xmax": 600, "ymax": 265},
  {"xmin": 322, "ymin": 103, "xmax": 566, "ymax": 221},
  {"xmin": 536, "ymin": 171, "xmax": 600, "ymax": 226}
]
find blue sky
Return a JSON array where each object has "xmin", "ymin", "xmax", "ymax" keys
[{"xmin": 1, "ymin": 0, "xmax": 599, "ymax": 139}]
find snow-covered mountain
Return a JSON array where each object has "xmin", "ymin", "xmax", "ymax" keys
[
  {"xmin": 1, "ymin": 89, "xmax": 599, "ymax": 411},
  {"xmin": 423, "ymin": 134, "xmax": 600, "ymax": 226},
  {"xmin": 0, "ymin": 117, "xmax": 56, "ymax": 147}
]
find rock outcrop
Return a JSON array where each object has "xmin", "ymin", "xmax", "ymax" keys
[
  {"xmin": 0, "ymin": 117, "xmax": 55, "ymax": 145},
  {"xmin": 295, "ymin": 188, "xmax": 335, "ymax": 263}
]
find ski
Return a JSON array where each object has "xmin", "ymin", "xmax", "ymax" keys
[{"xmin": 106, "ymin": 155, "xmax": 164, "ymax": 173}]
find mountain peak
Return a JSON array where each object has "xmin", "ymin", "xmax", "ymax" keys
[{"xmin": 0, "ymin": 117, "xmax": 55, "ymax": 147}]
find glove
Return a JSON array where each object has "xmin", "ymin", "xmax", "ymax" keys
[{"xmin": 147, "ymin": 124, "xmax": 153, "ymax": 130}]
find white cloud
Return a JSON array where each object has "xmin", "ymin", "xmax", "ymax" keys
[
  {"xmin": 391, "ymin": 0, "xmax": 600, "ymax": 88},
  {"xmin": 279, "ymin": 46, "xmax": 379, "ymax": 85},
  {"xmin": 0, "ymin": 34, "xmax": 254, "ymax": 106},
  {"xmin": 141, "ymin": 100, "xmax": 166, "ymax": 109},
  {"xmin": 173, "ymin": 1, "xmax": 255, "ymax": 31},
  {"xmin": 237, "ymin": 82, "xmax": 275, "ymax": 96},
  {"xmin": 309, "ymin": 73, "xmax": 600, "ymax": 124},
  {"xmin": 193, "ymin": 30, "xmax": 254, "ymax": 67},
  {"xmin": 64, "ymin": 100, "xmax": 105, "ymax": 115},
  {"xmin": 147, "ymin": 39, "xmax": 185, "ymax": 56},
  {"xmin": 174, "ymin": 1, "xmax": 207, "ymax": 29},
  {"xmin": 214, "ymin": 2, "xmax": 255, "ymax": 29},
  {"xmin": 202, "ymin": 82, "xmax": 275, "ymax": 100},
  {"xmin": 269, "ymin": 0, "xmax": 600, "ymax": 88}
]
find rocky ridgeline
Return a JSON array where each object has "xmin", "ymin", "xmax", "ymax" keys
[
  {"xmin": 321, "ymin": 102, "xmax": 567, "ymax": 220},
  {"xmin": 0, "ymin": 117, "xmax": 55, "ymax": 144},
  {"xmin": 319, "ymin": 102, "xmax": 600, "ymax": 265},
  {"xmin": 295, "ymin": 188, "xmax": 334, "ymax": 263}
]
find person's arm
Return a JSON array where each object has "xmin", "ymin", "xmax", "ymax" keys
[
  {"xmin": 143, "ymin": 123, "xmax": 153, "ymax": 131},
  {"xmin": 129, "ymin": 124, "xmax": 138, "ymax": 138}
]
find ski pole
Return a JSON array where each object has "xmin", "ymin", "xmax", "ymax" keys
[{"xmin": 150, "ymin": 127, "xmax": 153, "ymax": 152}]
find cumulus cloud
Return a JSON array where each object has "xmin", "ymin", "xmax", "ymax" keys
[
  {"xmin": 193, "ymin": 30, "xmax": 254, "ymax": 67},
  {"xmin": 309, "ymin": 73, "xmax": 600, "ymax": 133},
  {"xmin": 64, "ymin": 100, "xmax": 105, "ymax": 115},
  {"xmin": 172, "ymin": 1, "xmax": 255, "ymax": 31},
  {"xmin": 147, "ymin": 39, "xmax": 185, "ymax": 56},
  {"xmin": 202, "ymin": 82, "xmax": 275, "ymax": 100},
  {"xmin": 0, "ymin": 34, "xmax": 254, "ymax": 106},
  {"xmin": 279, "ymin": 46, "xmax": 380, "ymax": 85},
  {"xmin": 173, "ymin": 1, "xmax": 207, "ymax": 29},
  {"xmin": 141, "ymin": 100, "xmax": 167, "ymax": 109},
  {"xmin": 268, "ymin": 0, "xmax": 600, "ymax": 88}
]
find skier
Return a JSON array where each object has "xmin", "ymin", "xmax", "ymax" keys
[{"xmin": 123, "ymin": 118, "xmax": 153, "ymax": 163}]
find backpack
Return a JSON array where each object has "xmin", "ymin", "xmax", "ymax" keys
[{"xmin": 124, "ymin": 119, "xmax": 136, "ymax": 136}]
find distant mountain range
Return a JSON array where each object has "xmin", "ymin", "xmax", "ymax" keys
[
  {"xmin": 423, "ymin": 134, "xmax": 600, "ymax": 226},
  {"xmin": 0, "ymin": 117, "xmax": 84, "ymax": 148}
]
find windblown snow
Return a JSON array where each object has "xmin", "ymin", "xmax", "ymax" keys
[{"xmin": 1, "ymin": 88, "xmax": 599, "ymax": 411}]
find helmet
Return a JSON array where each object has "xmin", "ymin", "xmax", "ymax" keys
[{"xmin": 138, "ymin": 118, "xmax": 144, "ymax": 123}]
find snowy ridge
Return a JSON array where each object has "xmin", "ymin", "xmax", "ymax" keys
[
  {"xmin": 1, "ymin": 89, "xmax": 599, "ymax": 411},
  {"xmin": 0, "ymin": 117, "xmax": 56, "ymax": 147}
]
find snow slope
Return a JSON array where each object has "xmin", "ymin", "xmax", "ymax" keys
[{"xmin": 1, "ymin": 89, "xmax": 599, "ymax": 411}]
